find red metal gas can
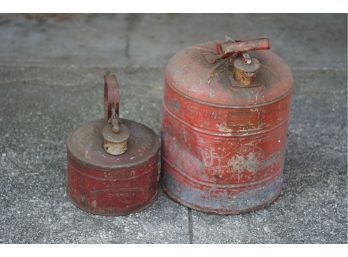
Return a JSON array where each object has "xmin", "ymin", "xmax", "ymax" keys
[
  {"xmin": 161, "ymin": 38, "xmax": 293, "ymax": 214},
  {"xmin": 67, "ymin": 73, "xmax": 160, "ymax": 215}
]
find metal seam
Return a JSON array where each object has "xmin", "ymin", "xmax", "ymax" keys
[
  {"xmin": 161, "ymin": 155, "xmax": 282, "ymax": 189},
  {"xmin": 68, "ymin": 154, "xmax": 159, "ymax": 181},
  {"xmin": 66, "ymin": 120, "xmax": 161, "ymax": 170},
  {"xmin": 165, "ymin": 74, "xmax": 292, "ymax": 109},
  {"xmin": 163, "ymin": 103, "xmax": 289, "ymax": 138}
]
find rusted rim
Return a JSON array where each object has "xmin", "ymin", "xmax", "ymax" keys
[
  {"xmin": 66, "ymin": 119, "xmax": 160, "ymax": 171},
  {"xmin": 161, "ymin": 182, "xmax": 282, "ymax": 215},
  {"xmin": 67, "ymin": 143, "xmax": 160, "ymax": 171},
  {"xmin": 165, "ymin": 74, "xmax": 293, "ymax": 109}
]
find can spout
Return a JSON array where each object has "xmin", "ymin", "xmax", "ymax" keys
[
  {"xmin": 102, "ymin": 120, "xmax": 130, "ymax": 156},
  {"xmin": 216, "ymin": 38, "xmax": 271, "ymax": 86},
  {"xmin": 233, "ymin": 53, "xmax": 261, "ymax": 86}
]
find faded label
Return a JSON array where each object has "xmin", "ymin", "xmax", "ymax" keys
[{"xmin": 228, "ymin": 152, "xmax": 259, "ymax": 175}]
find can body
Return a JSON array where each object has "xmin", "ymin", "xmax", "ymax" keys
[
  {"xmin": 67, "ymin": 119, "xmax": 160, "ymax": 215},
  {"xmin": 161, "ymin": 41, "xmax": 292, "ymax": 214}
]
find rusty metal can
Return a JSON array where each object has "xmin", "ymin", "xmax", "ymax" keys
[
  {"xmin": 67, "ymin": 73, "xmax": 160, "ymax": 216},
  {"xmin": 161, "ymin": 38, "xmax": 293, "ymax": 214}
]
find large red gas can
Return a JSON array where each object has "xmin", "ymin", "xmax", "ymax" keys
[
  {"xmin": 67, "ymin": 73, "xmax": 160, "ymax": 215},
  {"xmin": 161, "ymin": 38, "xmax": 293, "ymax": 214}
]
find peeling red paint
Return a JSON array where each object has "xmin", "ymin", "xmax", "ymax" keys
[
  {"xmin": 66, "ymin": 74, "xmax": 160, "ymax": 216},
  {"xmin": 161, "ymin": 39, "xmax": 293, "ymax": 214}
]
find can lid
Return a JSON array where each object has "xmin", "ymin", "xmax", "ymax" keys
[
  {"xmin": 165, "ymin": 39, "xmax": 293, "ymax": 107},
  {"xmin": 67, "ymin": 72, "xmax": 159, "ymax": 170},
  {"xmin": 67, "ymin": 118, "xmax": 160, "ymax": 170}
]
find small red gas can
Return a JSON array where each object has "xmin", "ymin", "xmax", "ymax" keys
[
  {"xmin": 67, "ymin": 73, "xmax": 160, "ymax": 215},
  {"xmin": 161, "ymin": 38, "xmax": 293, "ymax": 214}
]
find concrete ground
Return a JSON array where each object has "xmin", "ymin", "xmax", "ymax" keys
[{"xmin": 0, "ymin": 14, "xmax": 346, "ymax": 243}]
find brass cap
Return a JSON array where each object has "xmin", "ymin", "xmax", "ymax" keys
[
  {"xmin": 102, "ymin": 122, "xmax": 130, "ymax": 155},
  {"xmin": 233, "ymin": 57, "xmax": 260, "ymax": 86}
]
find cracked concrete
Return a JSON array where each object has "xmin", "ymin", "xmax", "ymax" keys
[{"xmin": 0, "ymin": 14, "xmax": 346, "ymax": 243}]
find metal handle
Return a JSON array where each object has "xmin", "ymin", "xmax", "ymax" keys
[
  {"xmin": 102, "ymin": 73, "xmax": 130, "ymax": 156},
  {"xmin": 216, "ymin": 38, "xmax": 270, "ymax": 58},
  {"xmin": 104, "ymin": 72, "xmax": 120, "ymax": 122}
]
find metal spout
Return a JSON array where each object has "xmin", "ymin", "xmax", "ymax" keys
[{"xmin": 233, "ymin": 53, "xmax": 261, "ymax": 86}]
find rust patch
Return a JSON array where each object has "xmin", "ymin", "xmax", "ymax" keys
[
  {"xmin": 228, "ymin": 153, "xmax": 259, "ymax": 177},
  {"xmin": 216, "ymin": 124, "xmax": 234, "ymax": 134},
  {"xmin": 161, "ymin": 38, "xmax": 292, "ymax": 215},
  {"xmin": 66, "ymin": 73, "xmax": 160, "ymax": 216}
]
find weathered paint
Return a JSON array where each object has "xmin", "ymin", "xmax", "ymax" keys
[
  {"xmin": 161, "ymin": 39, "xmax": 293, "ymax": 214},
  {"xmin": 66, "ymin": 74, "xmax": 160, "ymax": 216}
]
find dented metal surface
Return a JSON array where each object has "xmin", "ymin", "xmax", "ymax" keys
[
  {"xmin": 66, "ymin": 73, "xmax": 160, "ymax": 216},
  {"xmin": 161, "ymin": 38, "xmax": 293, "ymax": 214}
]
